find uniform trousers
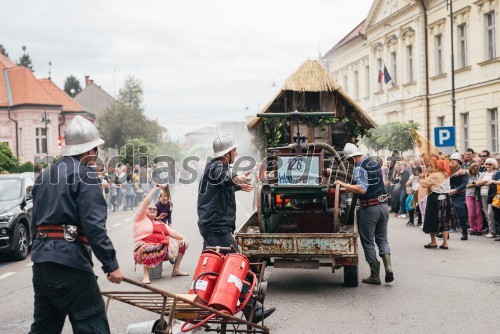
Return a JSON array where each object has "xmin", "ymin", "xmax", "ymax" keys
[
  {"xmin": 30, "ymin": 262, "xmax": 110, "ymax": 334},
  {"xmin": 358, "ymin": 202, "xmax": 391, "ymax": 264}
]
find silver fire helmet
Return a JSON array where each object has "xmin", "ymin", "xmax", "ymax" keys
[
  {"xmin": 213, "ymin": 133, "xmax": 238, "ymax": 158},
  {"xmin": 61, "ymin": 116, "xmax": 105, "ymax": 156},
  {"xmin": 343, "ymin": 143, "xmax": 364, "ymax": 159}
]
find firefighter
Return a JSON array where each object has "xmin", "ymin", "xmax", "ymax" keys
[
  {"xmin": 334, "ymin": 143, "xmax": 394, "ymax": 285},
  {"xmin": 197, "ymin": 133, "xmax": 275, "ymax": 323},
  {"xmin": 29, "ymin": 116, "xmax": 123, "ymax": 334}
]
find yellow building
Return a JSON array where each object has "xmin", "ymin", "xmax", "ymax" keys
[{"xmin": 324, "ymin": 0, "xmax": 500, "ymax": 153}]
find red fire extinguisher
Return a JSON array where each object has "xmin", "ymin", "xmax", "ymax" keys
[
  {"xmin": 208, "ymin": 253, "xmax": 256, "ymax": 315},
  {"xmin": 189, "ymin": 250, "xmax": 225, "ymax": 304}
]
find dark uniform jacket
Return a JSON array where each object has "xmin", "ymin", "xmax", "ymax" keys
[
  {"xmin": 197, "ymin": 159, "xmax": 241, "ymax": 234},
  {"xmin": 31, "ymin": 156, "xmax": 119, "ymax": 274},
  {"xmin": 450, "ymin": 172, "xmax": 469, "ymax": 198}
]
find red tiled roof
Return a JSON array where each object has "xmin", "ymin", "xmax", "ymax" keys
[
  {"xmin": 325, "ymin": 20, "xmax": 365, "ymax": 56},
  {"xmin": 0, "ymin": 54, "xmax": 16, "ymax": 69},
  {"xmin": 39, "ymin": 79, "xmax": 85, "ymax": 112},
  {"xmin": 0, "ymin": 66, "xmax": 59, "ymax": 107}
]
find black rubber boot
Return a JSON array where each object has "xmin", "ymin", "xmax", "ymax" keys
[
  {"xmin": 380, "ymin": 253, "xmax": 394, "ymax": 283},
  {"xmin": 243, "ymin": 301, "xmax": 276, "ymax": 324},
  {"xmin": 362, "ymin": 261, "xmax": 381, "ymax": 285},
  {"xmin": 461, "ymin": 231, "xmax": 468, "ymax": 240}
]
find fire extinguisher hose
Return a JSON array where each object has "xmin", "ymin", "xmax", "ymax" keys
[
  {"xmin": 234, "ymin": 271, "xmax": 257, "ymax": 314},
  {"xmin": 192, "ymin": 271, "xmax": 219, "ymax": 304},
  {"xmin": 180, "ymin": 312, "xmax": 219, "ymax": 332}
]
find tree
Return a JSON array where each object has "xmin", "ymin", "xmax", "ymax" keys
[
  {"xmin": 18, "ymin": 53, "xmax": 34, "ymax": 72},
  {"xmin": 0, "ymin": 44, "xmax": 9, "ymax": 57},
  {"xmin": 0, "ymin": 143, "xmax": 20, "ymax": 172},
  {"xmin": 362, "ymin": 121, "xmax": 420, "ymax": 154},
  {"xmin": 63, "ymin": 75, "xmax": 82, "ymax": 96},
  {"xmin": 97, "ymin": 76, "xmax": 162, "ymax": 149},
  {"xmin": 119, "ymin": 138, "xmax": 159, "ymax": 166}
]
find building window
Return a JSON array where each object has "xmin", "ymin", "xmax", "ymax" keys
[
  {"xmin": 35, "ymin": 128, "xmax": 47, "ymax": 154},
  {"xmin": 489, "ymin": 108, "xmax": 498, "ymax": 152},
  {"xmin": 486, "ymin": 11, "xmax": 496, "ymax": 60},
  {"xmin": 407, "ymin": 45, "xmax": 413, "ymax": 82},
  {"xmin": 437, "ymin": 116, "xmax": 445, "ymax": 127},
  {"xmin": 435, "ymin": 34, "xmax": 443, "ymax": 75},
  {"xmin": 391, "ymin": 52, "xmax": 397, "ymax": 85},
  {"xmin": 365, "ymin": 65, "xmax": 370, "ymax": 97},
  {"xmin": 354, "ymin": 71, "xmax": 359, "ymax": 100},
  {"xmin": 458, "ymin": 24, "xmax": 467, "ymax": 67},
  {"xmin": 377, "ymin": 58, "xmax": 382, "ymax": 90},
  {"xmin": 462, "ymin": 113, "xmax": 469, "ymax": 150}
]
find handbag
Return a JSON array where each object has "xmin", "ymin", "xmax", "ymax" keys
[{"xmin": 492, "ymin": 185, "xmax": 500, "ymax": 208}]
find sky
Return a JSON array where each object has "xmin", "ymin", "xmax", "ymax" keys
[{"xmin": 3, "ymin": 0, "xmax": 373, "ymax": 142}]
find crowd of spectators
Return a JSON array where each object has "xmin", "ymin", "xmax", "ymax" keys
[{"xmin": 381, "ymin": 148, "xmax": 500, "ymax": 245}]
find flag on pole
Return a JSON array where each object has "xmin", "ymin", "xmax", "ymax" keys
[
  {"xmin": 377, "ymin": 65, "xmax": 392, "ymax": 84},
  {"xmin": 383, "ymin": 65, "xmax": 392, "ymax": 84}
]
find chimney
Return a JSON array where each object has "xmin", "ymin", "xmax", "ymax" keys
[
  {"xmin": 89, "ymin": 79, "xmax": 94, "ymax": 85},
  {"xmin": 84, "ymin": 75, "xmax": 90, "ymax": 87}
]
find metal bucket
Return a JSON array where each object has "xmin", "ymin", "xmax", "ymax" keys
[
  {"xmin": 126, "ymin": 319, "xmax": 166, "ymax": 334},
  {"xmin": 148, "ymin": 262, "xmax": 163, "ymax": 279}
]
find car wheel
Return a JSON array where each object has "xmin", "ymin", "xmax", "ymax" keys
[{"xmin": 12, "ymin": 223, "xmax": 29, "ymax": 261}]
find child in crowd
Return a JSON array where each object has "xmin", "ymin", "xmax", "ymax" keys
[
  {"xmin": 155, "ymin": 184, "xmax": 173, "ymax": 226},
  {"xmin": 405, "ymin": 186, "xmax": 415, "ymax": 226}
]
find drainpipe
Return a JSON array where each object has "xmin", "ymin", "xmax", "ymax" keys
[
  {"xmin": 4, "ymin": 69, "xmax": 18, "ymax": 156},
  {"xmin": 419, "ymin": 0, "xmax": 431, "ymax": 152},
  {"xmin": 58, "ymin": 113, "xmax": 66, "ymax": 138}
]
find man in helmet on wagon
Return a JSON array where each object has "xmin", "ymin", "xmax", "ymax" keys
[
  {"xmin": 333, "ymin": 143, "xmax": 394, "ymax": 285},
  {"xmin": 29, "ymin": 116, "xmax": 123, "ymax": 334},
  {"xmin": 197, "ymin": 133, "xmax": 275, "ymax": 323}
]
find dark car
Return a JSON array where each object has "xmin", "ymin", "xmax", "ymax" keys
[{"xmin": 0, "ymin": 172, "xmax": 34, "ymax": 260}]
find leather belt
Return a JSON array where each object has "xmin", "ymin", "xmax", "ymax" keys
[
  {"xmin": 36, "ymin": 225, "xmax": 89, "ymax": 243},
  {"xmin": 360, "ymin": 194, "xmax": 389, "ymax": 208}
]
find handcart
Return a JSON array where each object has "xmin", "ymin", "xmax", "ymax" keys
[{"xmin": 101, "ymin": 261, "xmax": 269, "ymax": 334}]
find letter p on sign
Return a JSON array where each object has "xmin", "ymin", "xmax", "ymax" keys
[{"xmin": 434, "ymin": 126, "xmax": 456, "ymax": 147}]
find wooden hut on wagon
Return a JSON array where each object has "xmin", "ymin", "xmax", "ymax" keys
[{"xmin": 247, "ymin": 60, "xmax": 376, "ymax": 154}]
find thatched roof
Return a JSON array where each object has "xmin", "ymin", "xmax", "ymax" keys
[{"xmin": 247, "ymin": 60, "xmax": 376, "ymax": 130}]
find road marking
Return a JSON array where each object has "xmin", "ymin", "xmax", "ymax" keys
[
  {"xmin": 124, "ymin": 218, "xmax": 132, "ymax": 223},
  {"xmin": 26, "ymin": 262, "xmax": 34, "ymax": 267},
  {"xmin": 113, "ymin": 223, "xmax": 123, "ymax": 228},
  {"xmin": 0, "ymin": 272, "xmax": 16, "ymax": 280}
]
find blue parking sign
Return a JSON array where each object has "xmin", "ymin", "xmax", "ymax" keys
[{"xmin": 434, "ymin": 126, "xmax": 456, "ymax": 147}]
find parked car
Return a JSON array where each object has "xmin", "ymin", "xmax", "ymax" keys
[{"xmin": 0, "ymin": 172, "xmax": 34, "ymax": 260}]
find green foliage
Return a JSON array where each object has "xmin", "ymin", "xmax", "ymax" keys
[
  {"xmin": 0, "ymin": 45, "xmax": 8, "ymax": 57},
  {"xmin": 12, "ymin": 161, "xmax": 34, "ymax": 173},
  {"xmin": 159, "ymin": 139, "xmax": 182, "ymax": 162},
  {"xmin": 0, "ymin": 143, "xmax": 20, "ymax": 172},
  {"xmin": 64, "ymin": 75, "xmax": 82, "ymax": 96},
  {"xmin": 97, "ymin": 76, "xmax": 162, "ymax": 148},
  {"xmin": 362, "ymin": 122, "xmax": 420, "ymax": 154},
  {"xmin": 18, "ymin": 53, "xmax": 34, "ymax": 71},
  {"xmin": 119, "ymin": 138, "xmax": 159, "ymax": 166},
  {"xmin": 309, "ymin": 116, "xmax": 339, "ymax": 131}
]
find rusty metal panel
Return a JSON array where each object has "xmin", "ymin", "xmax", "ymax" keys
[{"xmin": 236, "ymin": 233, "xmax": 357, "ymax": 257}]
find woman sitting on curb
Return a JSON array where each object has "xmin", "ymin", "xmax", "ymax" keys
[{"xmin": 133, "ymin": 185, "xmax": 189, "ymax": 284}]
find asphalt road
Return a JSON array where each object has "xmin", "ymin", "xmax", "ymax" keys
[{"xmin": 1, "ymin": 183, "xmax": 499, "ymax": 334}]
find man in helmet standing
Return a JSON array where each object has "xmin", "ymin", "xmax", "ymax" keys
[
  {"xmin": 30, "ymin": 116, "xmax": 123, "ymax": 334},
  {"xmin": 333, "ymin": 143, "xmax": 394, "ymax": 285},
  {"xmin": 197, "ymin": 133, "xmax": 275, "ymax": 323}
]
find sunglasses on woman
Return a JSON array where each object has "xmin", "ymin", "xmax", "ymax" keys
[{"xmin": 147, "ymin": 207, "xmax": 157, "ymax": 212}]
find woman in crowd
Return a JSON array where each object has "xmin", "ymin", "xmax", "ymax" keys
[
  {"xmin": 156, "ymin": 184, "xmax": 173, "ymax": 226},
  {"xmin": 406, "ymin": 166, "xmax": 422, "ymax": 226},
  {"xmin": 486, "ymin": 170, "xmax": 500, "ymax": 241},
  {"xmin": 124, "ymin": 169, "xmax": 137, "ymax": 211},
  {"xmin": 466, "ymin": 163, "xmax": 484, "ymax": 235},
  {"xmin": 133, "ymin": 185, "xmax": 189, "ymax": 284},
  {"xmin": 420, "ymin": 159, "xmax": 459, "ymax": 249},
  {"xmin": 398, "ymin": 162, "xmax": 410, "ymax": 219},
  {"xmin": 390, "ymin": 163, "xmax": 402, "ymax": 214},
  {"xmin": 476, "ymin": 158, "xmax": 498, "ymax": 238}
]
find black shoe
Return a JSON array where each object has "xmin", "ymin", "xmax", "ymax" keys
[
  {"xmin": 252, "ymin": 307, "xmax": 276, "ymax": 323},
  {"xmin": 461, "ymin": 234, "xmax": 468, "ymax": 240},
  {"xmin": 406, "ymin": 222, "xmax": 414, "ymax": 226}
]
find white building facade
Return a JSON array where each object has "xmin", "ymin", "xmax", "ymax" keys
[{"xmin": 324, "ymin": 0, "xmax": 500, "ymax": 153}]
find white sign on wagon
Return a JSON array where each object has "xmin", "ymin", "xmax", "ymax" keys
[{"xmin": 277, "ymin": 156, "xmax": 320, "ymax": 185}]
